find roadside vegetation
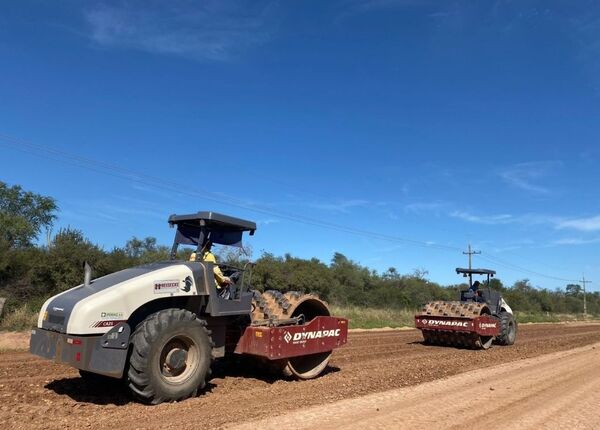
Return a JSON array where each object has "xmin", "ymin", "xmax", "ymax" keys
[{"xmin": 1, "ymin": 181, "xmax": 599, "ymax": 331}]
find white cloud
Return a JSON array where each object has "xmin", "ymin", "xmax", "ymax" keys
[
  {"xmin": 309, "ymin": 199, "xmax": 370, "ymax": 213},
  {"xmin": 84, "ymin": 1, "xmax": 279, "ymax": 61},
  {"xmin": 450, "ymin": 207, "xmax": 600, "ymax": 237},
  {"xmin": 450, "ymin": 210, "xmax": 515, "ymax": 225},
  {"xmin": 258, "ymin": 218, "xmax": 279, "ymax": 225},
  {"xmin": 552, "ymin": 237, "xmax": 600, "ymax": 246},
  {"xmin": 449, "ymin": 210, "xmax": 569, "ymax": 231},
  {"xmin": 556, "ymin": 215, "xmax": 600, "ymax": 232},
  {"xmin": 498, "ymin": 161, "xmax": 562, "ymax": 194},
  {"xmin": 405, "ymin": 201, "xmax": 446, "ymax": 214}
]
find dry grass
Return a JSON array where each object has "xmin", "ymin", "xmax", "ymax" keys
[
  {"xmin": 0, "ymin": 302, "xmax": 594, "ymax": 333},
  {"xmin": 0, "ymin": 304, "xmax": 38, "ymax": 331},
  {"xmin": 514, "ymin": 312, "xmax": 596, "ymax": 323},
  {"xmin": 330, "ymin": 305, "xmax": 417, "ymax": 329},
  {"xmin": 330, "ymin": 306, "xmax": 597, "ymax": 329}
]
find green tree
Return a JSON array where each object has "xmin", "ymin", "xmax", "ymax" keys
[
  {"xmin": 565, "ymin": 284, "xmax": 582, "ymax": 296},
  {"xmin": 30, "ymin": 228, "xmax": 106, "ymax": 298},
  {"xmin": 125, "ymin": 237, "xmax": 157, "ymax": 258},
  {"xmin": 124, "ymin": 236, "xmax": 169, "ymax": 263},
  {"xmin": 382, "ymin": 267, "xmax": 400, "ymax": 280},
  {"xmin": 0, "ymin": 181, "xmax": 57, "ymax": 248}
]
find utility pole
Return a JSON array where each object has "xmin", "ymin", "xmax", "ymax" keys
[
  {"xmin": 463, "ymin": 243, "xmax": 481, "ymax": 270},
  {"xmin": 580, "ymin": 275, "xmax": 592, "ymax": 319}
]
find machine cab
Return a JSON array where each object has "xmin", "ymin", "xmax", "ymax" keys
[
  {"xmin": 456, "ymin": 267, "xmax": 502, "ymax": 315},
  {"xmin": 168, "ymin": 211, "xmax": 256, "ymax": 315}
]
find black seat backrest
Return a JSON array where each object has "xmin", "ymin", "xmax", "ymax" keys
[
  {"xmin": 480, "ymin": 289, "xmax": 501, "ymax": 315},
  {"xmin": 460, "ymin": 290, "xmax": 475, "ymax": 301}
]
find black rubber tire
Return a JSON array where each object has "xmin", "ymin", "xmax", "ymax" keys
[
  {"xmin": 127, "ymin": 308, "xmax": 212, "ymax": 404},
  {"xmin": 495, "ymin": 311, "xmax": 517, "ymax": 346}
]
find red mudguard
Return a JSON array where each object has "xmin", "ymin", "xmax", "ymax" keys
[{"xmin": 235, "ymin": 316, "xmax": 348, "ymax": 360}]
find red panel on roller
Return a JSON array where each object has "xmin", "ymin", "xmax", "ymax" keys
[
  {"xmin": 415, "ymin": 314, "xmax": 500, "ymax": 336},
  {"xmin": 234, "ymin": 316, "xmax": 348, "ymax": 360}
]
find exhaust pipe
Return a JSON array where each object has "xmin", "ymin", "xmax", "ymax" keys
[{"xmin": 84, "ymin": 261, "xmax": 92, "ymax": 287}]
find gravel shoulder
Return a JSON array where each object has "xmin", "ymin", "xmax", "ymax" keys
[{"xmin": 0, "ymin": 331, "xmax": 30, "ymax": 351}]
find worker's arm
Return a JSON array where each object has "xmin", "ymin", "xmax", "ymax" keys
[{"xmin": 203, "ymin": 252, "xmax": 230, "ymax": 285}]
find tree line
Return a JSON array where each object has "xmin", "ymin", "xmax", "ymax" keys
[{"xmin": 1, "ymin": 181, "xmax": 598, "ymax": 317}]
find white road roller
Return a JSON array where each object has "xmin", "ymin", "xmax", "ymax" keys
[{"xmin": 30, "ymin": 212, "xmax": 347, "ymax": 404}]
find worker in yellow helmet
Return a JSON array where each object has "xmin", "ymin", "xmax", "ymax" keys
[{"xmin": 190, "ymin": 241, "xmax": 232, "ymax": 288}]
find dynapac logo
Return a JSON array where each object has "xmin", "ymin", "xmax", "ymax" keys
[
  {"xmin": 283, "ymin": 329, "xmax": 341, "ymax": 344},
  {"xmin": 479, "ymin": 322, "xmax": 497, "ymax": 329},
  {"xmin": 420, "ymin": 319, "xmax": 468, "ymax": 328}
]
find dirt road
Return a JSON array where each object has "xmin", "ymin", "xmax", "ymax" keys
[
  {"xmin": 1, "ymin": 323, "xmax": 599, "ymax": 429},
  {"xmin": 233, "ymin": 342, "xmax": 600, "ymax": 430}
]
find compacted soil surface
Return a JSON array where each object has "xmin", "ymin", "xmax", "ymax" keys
[
  {"xmin": 1, "ymin": 323, "xmax": 599, "ymax": 429},
  {"xmin": 234, "ymin": 341, "xmax": 600, "ymax": 430}
]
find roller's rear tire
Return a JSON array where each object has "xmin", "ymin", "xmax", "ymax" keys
[
  {"xmin": 495, "ymin": 311, "xmax": 517, "ymax": 345},
  {"xmin": 127, "ymin": 308, "xmax": 212, "ymax": 405}
]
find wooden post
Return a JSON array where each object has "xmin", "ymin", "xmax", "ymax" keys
[{"xmin": 0, "ymin": 298, "xmax": 6, "ymax": 319}]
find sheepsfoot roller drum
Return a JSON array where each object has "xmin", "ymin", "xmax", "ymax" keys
[
  {"xmin": 415, "ymin": 301, "xmax": 500, "ymax": 349},
  {"xmin": 414, "ymin": 267, "xmax": 517, "ymax": 350},
  {"xmin": 248, "ymin": 290, "xmax": 346, "ymax": 379}
]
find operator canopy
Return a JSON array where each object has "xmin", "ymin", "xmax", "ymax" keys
[
  {"xmin": 169, "ymin": 211, "xmax": 256, "ymax": 248},
  {"xmin": 456, "ymin": 268, "xmax": 496, "ymax": 277}
]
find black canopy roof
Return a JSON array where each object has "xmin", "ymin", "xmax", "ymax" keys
[
  {"xmin": 169, "ymin": 212, "xmax": 256, "ymax": 232},
  {"xmin": 169, "ymin": 212, "xmax": 256, "ymax": 248},
  {"xmin": 455, "ymin": 268, "xmax": 496, "ymax": 276}
]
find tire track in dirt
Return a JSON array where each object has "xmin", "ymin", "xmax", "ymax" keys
[
  {"xmin": 232, "ymin": 342, "xmax": 600, "ymax": 430},
  {"xmin": 0, "ymin": 323, "xmax": 599, "ymax": 429}
]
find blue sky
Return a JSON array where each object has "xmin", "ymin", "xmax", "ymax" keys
[{"xmin": 1, "ymin": 1, "xmax": 599, "ymax": 290}]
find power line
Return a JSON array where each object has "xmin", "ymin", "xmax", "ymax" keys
[
  {"xmin": 478, "ymin": 254, "xmax": 579, "ymax": 283},
  {"xmin": 0, "ymin": 132, "xmax": 587, "ymax": 284},
  {"xmin": 0, "ymin": 133, "xmax": 460, "ymax": 252}
]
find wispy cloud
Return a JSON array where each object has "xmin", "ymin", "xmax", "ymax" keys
[
  {"xmin": 450, "ymin": 210, "xmax": 515, "ymax": 225},
  {"xmin": 405, "ymin": 201, "xmax": 446, "ymax": 214},
  {"xmin": 498, "ymin": 161, "xmax": 562, "ymax": 194},
  {"xmin": 570, "ymin": 10, "xmax": 600, "ymax": 94},
  {"xmin": 309, "ymin": 199, "xmax": 370, "ymax": 213},
  {"xmin": 61, "ymin": 208, "xmax": 119, "ymax": 223},
  {"xmin": 556, "ymin": 215, "xmax": 600, "ymax": 232},
  {"xmin": 344, "ymin": 0, "xmax": 425, "ymax": 14},
  {"xmin": 258, "ymin": 218, "xmax": 279, "ymax": 226},
  {"xmin": 450, "ymin": 207, "xmax": 600, "ymax": 237},
  {"xmin": 552, "ymin": 236, "xmax": 600, "ymax": 246},
  {"xmin": 61, "ymin": 197, "xmax": 166, "ymax": 226},
  {"xmin": 490, "ymin": 244, "xmax": 526, "ymax": 253},
  {"xmin": 449, "ymin": 210, "xmax": 567, "ymax": 230},
  {"xmin": 84, "ymin": 1, "xmax": 279, "ymax": 61}
]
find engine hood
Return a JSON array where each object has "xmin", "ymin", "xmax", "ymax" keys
[{"xmin": 39, "ymin": 261, "xmax": 202, "ymax": 334}]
